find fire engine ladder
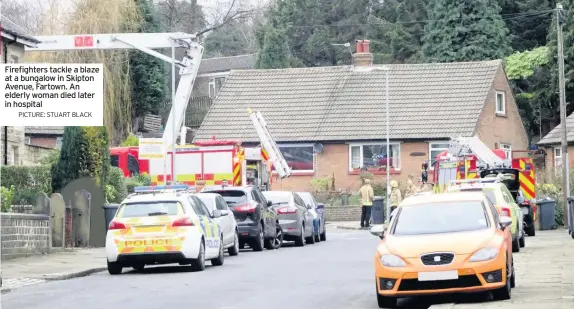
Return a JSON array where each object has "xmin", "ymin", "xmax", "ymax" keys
[
  {"xmin": 448, "ymin": 136, "xmax": 506, "ymax": 168},
  {"xmin": 248, "ymin": 109, "xmax": 292, "ymax": 178},
  {"xmin": 26, "ymin": 32, "xmax": 204, "ymax": 148}
]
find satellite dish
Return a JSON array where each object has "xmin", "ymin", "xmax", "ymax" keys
[{"xmin": 313, "ymin": 143, "xmax": 324, "ymax": 154}]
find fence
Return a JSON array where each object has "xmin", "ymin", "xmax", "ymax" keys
[{"xmin": 161, "ymin": 96, "xmax": 213, "ymax": 129}]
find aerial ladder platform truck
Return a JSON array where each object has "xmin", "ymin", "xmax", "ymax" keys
[{"xmin": 27, "ymin": 32, "xmax": 292, "ymax": 190}]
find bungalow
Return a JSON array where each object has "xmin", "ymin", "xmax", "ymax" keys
[
  {"xmin": 194, "ymin": 42, "xmax": 529, "ymax": 191},
  {"xmin": 537, "ymin": 113, "xmax": 574, "ymax": 169}
]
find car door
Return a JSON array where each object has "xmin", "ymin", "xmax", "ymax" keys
[
  {"xmin": 215, "ymin": 196, "xmax": 233, "ymax": 246},
  {"xmin": 294, "ymin": 194, "xmax": 313, "ymax": 237},
  {"xmin": 486, "ymin": 197, "xmax": 511, "ymax": 252},
  {"xmin": 252, "ymin": 188, "xmax": 276, "ymax": 238},
  {"xmin": 189, "ymin": 197, "xmax": 219, "ymax": 257},
  {"xmin": 502, "ymin": 186, "xmax": 522, "ymax": 233}
]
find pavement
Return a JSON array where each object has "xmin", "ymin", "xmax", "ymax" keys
[{"xmin": 1, "ymin": 228, "xmax": 573, "ymax": 309}]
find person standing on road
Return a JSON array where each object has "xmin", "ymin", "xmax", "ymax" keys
[
  {"xmin": 390, "ymin": 180, "xmax": 402, "ymax": 213},
  {"xmin": 405, "ymin": 175, "xmax": 416, "ymax": 197},
  {"xmin": 359, "ymin": 179, "xmax": 374, "ymax": 228}
]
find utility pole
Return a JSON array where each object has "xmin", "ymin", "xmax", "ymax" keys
[{"xmin": 556, "ymin": 3, "xmax": 571, "ymax": 228}]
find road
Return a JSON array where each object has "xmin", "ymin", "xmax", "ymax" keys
[
  {"xmin": 3, "ymin": 229, "xmax": 446, "ymax": 309},
  {"xmin": 3, "ymin": 228, "xmax": 572, "ymax": 309}
]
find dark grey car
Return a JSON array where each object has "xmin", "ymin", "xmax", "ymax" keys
[{"xmin": 262, "ymin": 191, "xmax": 315, "ymax": 247}]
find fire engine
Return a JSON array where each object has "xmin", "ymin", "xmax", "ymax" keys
[{"xmin": 27, "ymin": 32, "xmax": 292, "ymax": 190}]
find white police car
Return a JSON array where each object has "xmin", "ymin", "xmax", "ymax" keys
[{"xmin": 105, "ymin": 185, "xmax": 225, "ymax": 274}]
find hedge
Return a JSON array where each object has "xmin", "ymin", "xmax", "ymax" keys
[{"xmin": 1, "ymin": 165, "xmax": 52, "ymax": 204}]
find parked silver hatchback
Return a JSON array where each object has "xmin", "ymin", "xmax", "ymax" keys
[{"xmin": 262, "ymin": 191, "xmax": 315, "ymax": 246}]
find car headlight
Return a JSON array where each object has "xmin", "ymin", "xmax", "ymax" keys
[
  {"xmin": 469, "ymin": 247, "xmax": 498, "ymax": 262},
  {"xmin": 380, "ymin": 254, "xmax": 407, "ymax": 267}
]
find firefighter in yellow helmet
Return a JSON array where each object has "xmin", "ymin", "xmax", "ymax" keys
[{"xmin": 389, "ymin": 180, "xmax": 402, "ymax": 213}]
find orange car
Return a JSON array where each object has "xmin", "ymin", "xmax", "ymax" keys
[{"xmin": 370, "ymin": 192, "xmax": 515, "ymax": 308}]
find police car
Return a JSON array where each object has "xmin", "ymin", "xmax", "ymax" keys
[{"xmin": 105, "ymin": 185, "xmax": 225, "ymax": 274}]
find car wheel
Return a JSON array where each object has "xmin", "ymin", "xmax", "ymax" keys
[
  {"xmin": 306, "ymin": 227, "xmax": 316, "ymax": 244},
  {"xmin": 132, "ymin": 263, "xmax": 145, "ymax": 271},
  {"xmin": 189, "ymin": 241, "xmax": 206, "ymax": 271},
  {"xmin": 295, "ymin": 223, "xmax": 305, "ymax": 247},
  {"xmin": 525, "ymin": 220, "xmax": 536, "ymax": 236},
  {"xmin": 251, "ymin": 224, "xmax": 264, "ymax": 252},
  {"xmin": 211, "ymin": 236, "xmax": 225, "ymax": 266},
  {"xmin": 107, "ymin": 260, "xmax": 122, "ymax": 275},
  {"xmin": 314, "ymin": 224, "xmax": 321, "ymax": 243},
  {"xmin": 239, "ymin": 241, "xmax": 245, "ymax": 249},
  {"xmin": 510, "ymin": 259, "xmax": 516, "ymax": 288},
  {"xmin": 519, "ymin": 234, "xmax": 525, "ymax": 248},
  {"xmin": 320, "ymin": 227, "xmax": 327, "ymax": 241},
  {"xmin": 266, "ymin": 224, "xmax": 283, "ymax": 250},
  {"xmin": 492, "ymin": 257, "xmax": 512, "ymax": 300},
  {"xmin": 512, "ymin": 235, "xmax": 520, "ymax": 253},
  {"xmin": 228, "ymin": 231, "xmax": 240, "ymax": 256}
]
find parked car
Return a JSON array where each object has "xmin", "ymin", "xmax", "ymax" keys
[
  {"xmin": 447, "ymin": 180, "xmax": 524, "ymax": 252},
  {"xmin": 262, "ymin": 191, "xmax": 315, "ymax": 246},
  {"xmin": 370, "ymin": 191, "xmax": 515, "ymax": 308},
  {"xmin": 193, "ymin": 193, "xmax": 240, "ymax": 256},
  {"xmin": 480, "ymin": 168, "xmax": 536, "ymax": 237},
  {"xmin": 202, "ymin": 185, "xmax": 281, "ymax": 251},
  {"xmin": 296, "ymin": 192, "xmax": 327, "ymax": 242}
]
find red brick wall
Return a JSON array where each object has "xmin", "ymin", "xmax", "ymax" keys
[
  {"xmin": 272, "ymin": 142, "xmax": 432, "ymax": 192},
  {"xmin": 29, "ymin": 136, "xmax": 58, "ymax": 149}
]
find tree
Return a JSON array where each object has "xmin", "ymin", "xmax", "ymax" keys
[
  {"xmin": 498, "ymin": 0, "xmax": 554, "ymax": 51},
  {"xmin": 129, "ymin": 0, "xmax": 169, "ymax": 131},
  {"xmin": 155, "ymin": 0, "xmax": 206, "ymax": 33},
  {"xmin": 52, "ymin": 127, "xmax": 110, "ymax": 192},
  {"xmin": 204, "ymin": 18, "xmax": 257, "ymax": 57},
  {"xmin": 255, "ymin": 26, "xmax": 293, "ymax": 68},
  {"xmin": 423, "ymin": 0, "xmax": 512, "ymax": 62},
  {"xmin": 387, "ymin": 0, "xmax": 428, "ymax": 63}
]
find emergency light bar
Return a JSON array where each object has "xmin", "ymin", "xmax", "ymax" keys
[{"xmin": 133, "ymin": 185, "xmax": 193, "ymax": 193}]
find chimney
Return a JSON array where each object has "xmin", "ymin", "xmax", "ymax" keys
[{"xmin": 353, "ymin": 39, "xmax": 373, "ymax": 67}]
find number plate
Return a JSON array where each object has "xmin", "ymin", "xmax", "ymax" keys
[{"xmin": 418, "ymin": 270, "xmax": 458, "ymax": 282}]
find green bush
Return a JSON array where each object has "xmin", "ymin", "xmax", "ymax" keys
[
  {"xmin": 1, "ymin": 165, "xmax": 51, "ymax": 204},
  {"xmin": 121, "ymin": 133, "xmax": 139, "ymax": 146},
  {"xmin": 311, "ymin": 178, "xmax": 329, "ymax": 192},
  {"xmin": 106, "ymin": 166, "xmax": 128, "ymax": 203},
  {"xmin": 537, "ymin": 183, "xmax": 564, "ymax": 226},
  {"xmin": 1, "ymin": 186, "xmax": 15, "ymax": 212},
  {"xmin": 125, "ymin": 174, "xmax": 152, "ymax": 193}
]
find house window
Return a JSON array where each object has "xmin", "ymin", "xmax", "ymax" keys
[
  {"xmin": 25, "ymin": 136, "xmax": 31, "ymax": 144},
  {"xmin": 554, "ymin": 147, "xmax": 562, "ymax": 168},
  {"xmin": 429, "ymin": 141, "xmax": 450, "ymax": 164},
  {"xmin": 12, "ymin": 146, "xmax": 19, "ymax": 165},
  {"xmin": 495, "ymin": 91, "xmax": 506, "ymax": 114},
  {"xmin": 276, "ymin": 144, "xmax": 314, "ymax": 172},
  {"xmin": 500, "ymin": 143, "xmax": 511, "ymax": 160},
  {"xmin": 208, "ymin": 77, "xmax": 226, "ymax": 98},
  {"xmin": 349, "ymin": 143, "xmax": 401, "ymax": 171},
  {"xmin": 56, "ymin": 137, "xmax": 63, "ymax": 149}
]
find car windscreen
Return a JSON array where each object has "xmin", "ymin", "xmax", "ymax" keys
[
  {"xmin": 297, "ymin": 193, "xmax": 314, "ymax": 207},
  {"xmin": 262, "ymin": 192, "xmax": 291, "ymax": 205},
  {"xmin": 196, "ymin": 196, "xmax": 215, "ymax": 211},
  {"xmin": 393, "ymin": 201, "xmax": 489, "ymax": 235},
  {"xmin": 117, "ymin": 202, "xmax": 181, "ymax": 218},
  {"xmin": 203, "ymin": 190, "xmax": 247, "ymax": 205}
]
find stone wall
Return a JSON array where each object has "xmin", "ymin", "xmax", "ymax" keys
[
  {"xmin": 324, "ymin": 206, "xmax": 362, "ymax": 222},
  {"xmin": 1, "ymin": 213, "xmax": 51, "ymax": 259},
  {"xmin": 0, "ymin": 127, "xmax": 26, "ymax": 165},
  {"xmin": 24, "ymin": 144, "xmax": 55, "ymax": 165}
]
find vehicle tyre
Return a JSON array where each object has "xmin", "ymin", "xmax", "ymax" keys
[
  {"xmin": 239, "ymin": 241, "xmax": 245, "ymax": 249},
  {"xmin": 306, "ymin": 228, "xmax": 316, "ymax": 244},
  {"xmin": 189, "ymin": 241, "xmax": 206, "ymax": 272},
  {"xmin": 132, "ymin": 263, "xmax": 145, "ymax": 271},
  {"xmin": 525, "ymin": 223, "xmax": 536, "ymax": 236},
  {"xmin": 320, "ymin": 227, "xmax": 327, "ymax": 241},
  {"xmin": 251, "ymin": 223, "xmax": 264, "ymax": 252},
  {"xmin": 265, "ymin": 224, "xmax": 283, "ymax": 250},
  {"xmin": 492, "ymin": 258, "xmax": 512, "ymax": 301},
  {"xmin": 519, "ymin": 234, "xmax": 525, "ymax": 248},
  {"xmin": 314, "ymin": 226, "xmax": 321, "ymax": 243},
  {"xmin": 228, "ymin": 231, "xmax": 240, "ymax": 256},
  {"xmin": 512, "ymin": 235, "xmax": 520, "ymax": 253},
  {"xmin": 211, "ymin": 236, "xmax": 225, "ymax": 266},
  {"xmin": 107, "ymin": 260, "xmax": 122, "ymax": 275},
  {"xmin": 510, "ymin": 259, "xmax": 516, "ymax": 288},
  {"xmin": 295, "ymin": 224, "xmax": 305, "ymax": 247}
]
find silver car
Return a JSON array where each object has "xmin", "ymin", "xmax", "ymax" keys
[
  {"xmin": 297, "ymin": 192, "xmax": 326, "ymax": 242},
  {"xmin": 262, "ymin": 191, "xmax": 315, "ymax": 246}
]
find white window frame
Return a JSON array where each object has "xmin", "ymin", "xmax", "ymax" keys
[
  {"xmin": 277, "ymin": 143, "xmax": 315, "ymax": 173},
  {"xmin": 348, "ymin": 142, "xmax": 401, "ymax": 172},
  {"xmin": 25, "ymin": 136, "xmax": 31, "ymax": 144},
  {"xmin": 56, "ymin": 137, "xmax": 63, "ymax": 149},
  {"xmin": 500, "ymin": 143, "xmax": 512, "ymax": 160},
  {"xmin": 554, "ymin": 147, "xmax": 562, "ymax": 168},
  {"xmin": 208, "ymin": 76, "xmax": 227, "ymax": 98},
  {"xmin": 428, "ymin": 141, "xmax": 450, "ymax": 169},
  {"xmin": 495, "ymin": 91, "xmax": 506, "ymax": 114}
]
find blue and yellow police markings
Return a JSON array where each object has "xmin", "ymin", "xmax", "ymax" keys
[{"xmin": 198, "ymin": 216, "xmax": 220, "ymax": 248}]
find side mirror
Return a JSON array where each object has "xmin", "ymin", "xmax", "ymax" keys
[
  {"xmin": 370, "ymin": 224, "xmax": 385, "ymax": 239},
  {"xmin": 212, "ymin": 210, "xmax": 222, "ymax": 218},
  {"xmin": 267, "ymin": 201, "xmax": 273, "ymax": 207},
  {"xmin": 499, "ymin": 216, "xmax": 512, "ymax": 229},
  {"xmin": 316, "ymin": 203, "xmax": 324, "ymax": 209},
  {"xmin": 220, "ymin": 210, "xmax": 229, "ymax": 216}
]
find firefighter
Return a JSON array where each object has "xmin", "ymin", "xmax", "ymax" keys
[
  {"xmin": 405, "ymin": 175, "xmax": 416, "ymax": 197},
  {"xmin": 390, "ymin": 180, "xmax": 402, "ymax": 213},
  {"xmin": 359, "ymin": 179, "xmax": 375, "ymax": 228}
]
